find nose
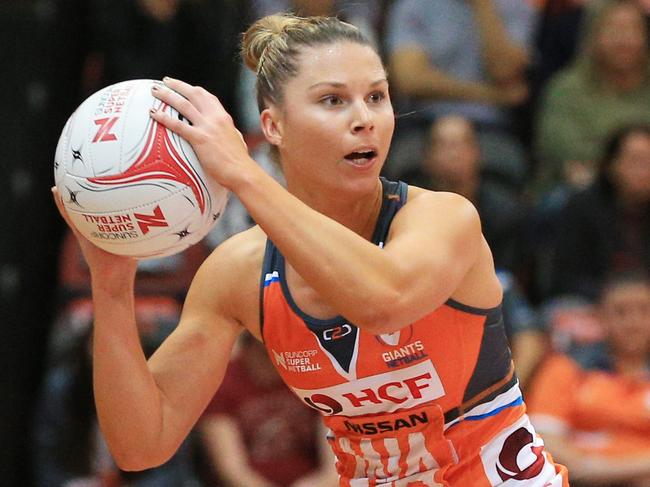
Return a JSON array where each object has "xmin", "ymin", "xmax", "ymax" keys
[{"xmin": 350, "ymin": 100, "xmax": 374, "ymax": 133}]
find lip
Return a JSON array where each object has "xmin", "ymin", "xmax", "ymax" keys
[
  {"xmin": 342, "ymin": 154, "xmax": 379, "ymax": 171},
  {"xmin": 347, "ymin": 145, "xmax": 378, "ymax": 155},
  {"xmin": 342, "ymin": 145, "xmax": 380, "ymax": 170}
]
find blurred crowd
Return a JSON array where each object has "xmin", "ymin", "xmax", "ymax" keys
[{"xmin": 2, "ymin": 0, "xmax": 650, "ymax": 486}]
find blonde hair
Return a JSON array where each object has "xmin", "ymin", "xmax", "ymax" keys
[{"xmin": 240, "ymin": 13, "xmax": 371, "ymax": 111}]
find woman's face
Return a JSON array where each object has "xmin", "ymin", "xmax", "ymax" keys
[
  {"xmin": 600, "ymin": 281, "xmax": 650, "ymax": 357},
  {"xmin": 265, "ymin": 41, "xmax": 394, "ymax": 198},
  {"xmin": 611, "ymin": 131, "xmax": 650, "ymax": 203},
  {"xmin": 594, "ymin": 3, "xmax": 647, "ymax": 73}
]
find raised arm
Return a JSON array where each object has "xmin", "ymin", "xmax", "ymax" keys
[
  {"xmin": 389, "ymin": 46, "xmax": 527, "ymax": 106},
  {"xmin": 235, "ymin": 177, "xmax": 496, "ymax": 332},
  {"xmin": 53, "ymin": 189, "xmax": 247, "ymax": 470},
  {"xmin": 150, "ymin": 80, "xmax": 502, "ymax": 334}
]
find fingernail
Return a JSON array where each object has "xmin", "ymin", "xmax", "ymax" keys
[
  {"xmin": 163, "ymin": 76, "xmax": 170, "ymax": 82},
  {"xmin": 151, "ymin": 84, "xmax": 159, "ymax": 91}
]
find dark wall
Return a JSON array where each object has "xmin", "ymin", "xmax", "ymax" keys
[
  {"xmin": 0, "ymin": 1, "xmax": 86, "ymax": 484},
  {"xmin": 0, "ymin": 1, "xmax": 251, "ymax": 484}
]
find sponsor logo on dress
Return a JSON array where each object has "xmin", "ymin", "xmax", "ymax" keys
[
  {"xmin": 271, "ymin": 348, "xmax": 322, "ymax": 373},
  {"xmin": 322, "ymin": 323, "xmax": 353, "ymax": 341},
  {"xmin": 381, "ymin": 339, "xmax": 428, "ymax": 368},
  {"xmin": 295, "ymin": 360, "xmax": 444, "ymax": 415},
  {"xmin": 481, "ymin": 417, "xmax": 557, "ymax": 485},
  {"xmin": 343, "ymin": 410, "xmax": 430, "ymax": 435}
]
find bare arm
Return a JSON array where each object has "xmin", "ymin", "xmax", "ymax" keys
[
  {"xmin": 389, "ymin": 47, "xmax": 528, "ymax": 106},
  {"xmin": 151, "ymin": 80, "xmax": 502, "ymax": 334},
  {"xmin": 96, "ymin": 240, "xmax": 246, "ymax": 470},
  {"xmin": 53, "ymin": 190, "xmax": 249, "ymax": 471},
  {"xmin": 470, "ymin": 0, "xmax": 530, "ymax": 82},
  {"xmin": 390, "ymin": 47, "xmax": 496, "ymax": 102},
  {"xmin": 239, "ymin": 179, "xmax": 491, "ymax": 332}
]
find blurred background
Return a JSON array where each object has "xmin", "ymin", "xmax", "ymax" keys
[{"xmin": 2, "ymin": 0, "xmax": 649, "ymax": 486}]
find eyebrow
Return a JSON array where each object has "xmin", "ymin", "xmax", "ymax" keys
[{"xmin": 308, "ymin": 78, "xmax": 388, "ymax": 90}]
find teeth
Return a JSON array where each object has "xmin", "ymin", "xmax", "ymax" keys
[{"xmin": 345, "ymin": 151, "xmax": 375, "ymax": 160}]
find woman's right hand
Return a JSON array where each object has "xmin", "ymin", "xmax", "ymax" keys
[{"xmin": 52, "ymin": 186, "xmax": 138, "ymax": 284}]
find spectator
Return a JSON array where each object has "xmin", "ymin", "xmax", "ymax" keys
[
  {"xmin": 398, "ymin": 115, "xmax": 528, "ymax": 272},
  {"xmin": 527, "ymin": 271, "xmax": 650, "ymax": 487},
  {"xmin": 384, "ymin": 0, "xmax": 537, "ymax": 185},
  {"xmin": 397, "ymin": 116, "xmax": 544, "ymax": 388},
  {"xmin": 534, "ymin": 0, "xmax": 650, "ymax": 197},
  {"xmin": 552, "ymin": 123, "xmax": 650, "ymax": 299},
  {"xmin": 198, "ymin": 332, "xmax": 337, "ymax": 487}
]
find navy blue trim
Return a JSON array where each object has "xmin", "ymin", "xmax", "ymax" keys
[
  {"xmin": 464, "ymin": 397, "xmax": 523, "ymax": 421},
  {"xmin": 443, "ymin": 372, "xmax": 519, "ymax": 424},
  {"xmin": 445, "ymin": 298, "xmax": 502, "ymax": 321},
  {"xmin": 258, "ymin": 239, "xmax": 277, "ymax": 342},
  {"xmin": 371, "ymin": 177, "xmax": 408, "ymax": 245},
  {"xmin": 259, "ymin": 177, "xmax": 408, "ymax": 330},
  {"xmin": 277, "ymin": 251, "xmax": 347, "ymax": 328}
]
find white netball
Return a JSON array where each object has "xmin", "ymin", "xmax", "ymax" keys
[{"xmin": 54, "ymin": 79, "xmax": 229, "ymax": 259}]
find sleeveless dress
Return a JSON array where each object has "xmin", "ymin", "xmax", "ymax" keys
[{"xmin": 259, "ymin": 178, "xmax": 569, "ymax": 486}]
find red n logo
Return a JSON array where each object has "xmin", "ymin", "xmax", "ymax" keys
[
  {"xmin": 93, "ymin": 117, "xmax": 119, "ymax": 142},
  {"xmin": 134, "ymin": 205, "xmax": 168, "ymax": 234}
]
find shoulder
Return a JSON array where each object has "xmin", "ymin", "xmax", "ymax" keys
[
  {"xmin": 204, "ymin": 224, "xmax": 267, "ymax": 269},
  {"xmin": 191, "ymin": 225, "xmax": 267, "ymax": 333},
  {"xmin": 392, "ymin": 186, "xmax": 482, "ymax": 248},
  {"xmin": 402, "ymin": 186, "xmax": 480, "ymax": 225}
]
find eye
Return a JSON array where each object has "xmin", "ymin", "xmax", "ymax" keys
[
  {"xmin": 320, "ymin": 95, "xmax": 344, "ymax": 106},
  {"xmin": 367, "ymin": 90, "xmax": 386, "ymax": 103}
]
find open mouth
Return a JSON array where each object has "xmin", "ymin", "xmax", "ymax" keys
[{"xmin": 344, "ymin": 150, "xmax": 377, "ymax": 166}]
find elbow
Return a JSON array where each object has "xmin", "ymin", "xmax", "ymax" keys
[
  {"xmin": 111, "ymin": 444, "xmax": 176, "ymax": 473},
  {"xmin": 355, "ymin": 288, "xmax": 411, "ymax": 335},
  {"xmin": 490, "ymin": 56, "xmax": 529, "ymax": 83}
]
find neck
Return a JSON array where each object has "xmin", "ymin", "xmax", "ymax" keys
[{"xmin": 288, "ymin": 178, "xmax": 384, "ymax": 241}]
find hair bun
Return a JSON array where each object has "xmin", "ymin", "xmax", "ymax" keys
[{"xmin": 241, "ymin": 14, "xmax": 302, "ymax": 73}]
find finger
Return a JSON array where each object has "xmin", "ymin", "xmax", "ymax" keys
[
  {"xmin": 149, "ymin": 105, "xmax": 193, "ymax": 140},
  {"xmin": 163, "ymin": 76, "xmax": 228, "ymax": 115},
  {"xmin": 151, "ymin": 82, "xmax": 201, "ymax": 127}
]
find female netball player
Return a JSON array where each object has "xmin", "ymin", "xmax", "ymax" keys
[{"xmin": 54, "ymin": 14, "xmax": 569, "ymax": 486}]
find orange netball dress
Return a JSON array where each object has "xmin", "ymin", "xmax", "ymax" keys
[{"xmin": 260, "ymin": 178, "xmax": 569, "ymax": 487}]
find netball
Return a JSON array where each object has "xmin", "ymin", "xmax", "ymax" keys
[{"xmin": 53, "ymin": 79, "xmax": 229, "ymax": 259}]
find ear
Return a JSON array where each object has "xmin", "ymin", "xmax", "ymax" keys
[{"xmin": 260, "ymin": 107, "xmax": 283, "ymax": 147}]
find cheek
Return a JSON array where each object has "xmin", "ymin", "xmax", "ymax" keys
[
  {"xmin": 284, "ymin": 117, "xmax": 335, "ymax": 151},
  {"xmin": 379, "ymin": 109, "xmax": 396, "ymax": 139}
]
